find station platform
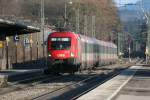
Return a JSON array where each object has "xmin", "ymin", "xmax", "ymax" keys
[
  {"xmin": 0, "ymin": 69, "xmax": 44, "ymax": 87},
  {"xmin": 77, "ymin": 65, "xmax": 150, "ymax": 100}
]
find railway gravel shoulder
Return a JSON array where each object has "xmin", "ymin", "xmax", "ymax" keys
[{"xmin": 0, "ymin": 62, "xmax": 136, "ymax": 100}]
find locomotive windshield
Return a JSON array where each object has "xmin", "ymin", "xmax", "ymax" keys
[{"xmin": 50, "ymin": 38, "xmax": 71, "ymax": 50}]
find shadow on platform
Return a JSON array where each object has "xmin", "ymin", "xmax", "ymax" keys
[{"xmin": 12, "ymin": 58, "xmax": 48, "ymax": 70}]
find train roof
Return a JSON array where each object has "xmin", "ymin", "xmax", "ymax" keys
[
  {"xmin": 49, "ymin": 31, "xmax": 117, "ymax": 48},
  {"xmin": 99, "ymin": 41, "xmax": 117, "ymax": 48},
  {"xmin": 49, "ymin": 31, "xmax": 78, "ymax": 38},
  {"xmin": 79, "ymin": 34, "xmax": 117, "ymax": 48}
]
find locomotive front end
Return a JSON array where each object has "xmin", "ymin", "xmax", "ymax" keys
[
  {"xmin": 47, "ymin": 32, "xmax": 79, "ymax": 69},
  {"xmin": 49, "ymin": 37, "xmax": 72, "ymax": 60}
]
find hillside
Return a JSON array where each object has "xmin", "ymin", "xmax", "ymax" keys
[{"xmin": 0, "ymin": 0, "xmax": 121, "ymax": 41}]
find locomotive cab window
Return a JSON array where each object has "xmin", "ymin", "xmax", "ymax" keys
[{"xmin": 50, "ymin": 38, "xmax": 71, "ymax": 50}]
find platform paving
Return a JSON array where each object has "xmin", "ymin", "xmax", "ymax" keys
[
  {"xmin": 77, "ymin": 66, "xmax": 142, "ymax": 100},
  {"xmin": 113, "ymin": 66, "xmax": 150, "ymax": 100}
]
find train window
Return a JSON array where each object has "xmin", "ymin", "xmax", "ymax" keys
[
  {"xmin": 51, "ymin": 38, "xmax": 70, "ymax": 42},
  {"xmin": 51, "ymin": 38, "xmax": 71, "ymax": 50}
]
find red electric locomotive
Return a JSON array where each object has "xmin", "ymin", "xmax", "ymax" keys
[{"xmin": 47, "ymin": 31, "xmax": 117, "ymax": 73}]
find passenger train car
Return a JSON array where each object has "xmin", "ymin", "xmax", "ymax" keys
[{"xmin": 47, "ymin": 31, "xmax": 118, "ymax": 73}]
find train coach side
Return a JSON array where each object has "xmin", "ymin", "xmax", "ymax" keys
[
  {"xmin": 78, "ymin": 35, "xmax": 100, "ymax": 69},
  {"xmin": 78, "ymin": 35, "xmax": 118, "ymax": 69},
  {"xmin": 99, "ymin": 41, "xmax": 118, "ymax": 65}
]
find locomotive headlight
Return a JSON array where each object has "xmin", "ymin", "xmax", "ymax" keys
[
  {"xmin": 48, "ymin": 54, "xmax": 51, "ymax": 57},
  {"xmin": 71, "ymin": 52, "xmax": 74, "ymax": 57}
]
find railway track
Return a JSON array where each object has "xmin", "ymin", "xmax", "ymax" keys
[
  {"xmin": 0, "ymin": 74, "xmax": 64, "ymax": 95},
  {"xmin": 33, "ymin": 67, "xmax": 127, "ymax": 100},
  {"xmin": 32, "ymin": 62, "xmax": 137, "ymax": 100},
  {"xmin": 0, "ymin": 62, "xmax": 135, "ymax": 100}
]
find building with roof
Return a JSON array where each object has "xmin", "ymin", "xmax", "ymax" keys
[{"xmin": 0, "ymin": 18, "xmax": 40, "ymax": 70}]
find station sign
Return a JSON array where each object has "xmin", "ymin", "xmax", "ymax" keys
[
  {"xmin": 24, "ymin": 38, "xmax": 30, "ymax": 45},
  {"xmin": 14, "ymin": 35, "xmax": 19, "ymax": 42},
  {"xmin": 23, "ymin": 38, "xmax": 30, "ymax": 50}
]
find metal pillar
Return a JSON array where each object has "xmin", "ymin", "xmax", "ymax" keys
[
  {"xmin": 92, "ymin": 15, "xmax": 96, "ymax": 37},
  {"xmin": 6, "ymin": 40, "xmax": 8, "ymax": 69},
  {"xmin": 64, "ymin": 0, "xmax": 67, "ymax": 27},
  {"xmin": 146, "ymin": 15, "xmax": 150, "ymax": 64},
  {"xmin": 76, "ymin": 3, "xmax": 80, "ymax": 33},
  {"xmin": 84, "ymin": 15, "xmax": 87, "ymax": 34},
  {"xmin": 41, "ymin": 0, "xmax": 45, "ymax": 57},
  {"xmin": 129, "ymin": 43, "xmax": 131, "ymax": 62}
]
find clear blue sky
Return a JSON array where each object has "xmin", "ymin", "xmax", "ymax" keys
[{"xmin": 114, "ymin": 0, "xmax": 141, "ymax": 6}]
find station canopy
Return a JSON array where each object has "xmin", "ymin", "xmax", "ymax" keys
[{"xmin": 0, "ymin": 18, "xmax": 40, "ymax": 36}]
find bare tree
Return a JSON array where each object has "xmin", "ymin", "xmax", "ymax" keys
[{"xmin": 0, "ymin": 0, "xmax": 121, "ymax": 41}]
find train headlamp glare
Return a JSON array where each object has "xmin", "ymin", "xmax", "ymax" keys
[
  {"xmin": 71, "ymin": 52, "xmax": 74, "ymax": 57},
  {"xmin": 48, "ymin": 54, "xmax": 51, "ymax": 57}
]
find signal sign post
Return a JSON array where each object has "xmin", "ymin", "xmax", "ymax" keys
[
  {"xmin": 6, "ymin": 37, "xmax": 10, "ymax": 69},
  {"xmin": 14, "ymin": 35, "xmax": 19, "ymax": 63},
  {"xmin": 14, "ymin": 35, "xmax": 20, "ymax": 46},
  {"xmin": 145, "ymin": 47, "xmax": 148, "ymax": 64},
  {"xmin": 14, "ymin": 35, "xmax": 19, "ymax": 42},
  {"xmin": 128, "ymin": 43, "xmax": 131, "ymax": 62},
  {"xmin": 30, "ymin": 35, "xmax": 33, "ymax": 60}
]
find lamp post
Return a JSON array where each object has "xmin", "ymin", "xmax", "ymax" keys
[
  {"xmin": 41, "ymin": 0, "xmax": 45, "ymax": 57},
  {"xmin": 129, "ymin": 43, "xmax": 131, "ymax": 62},
  {"xmin": 140, "ymin": 0, "xmax": 150, "ymax": 64},
  {"xmin": 76, "ymin": 1, "xmax": 80, "ymax": 33},
  {"xmin": 64, "ymin": 0, "xmax": 72, "ymax": 27},
  {"xmin": 64, "ymin": 1, "xmax": 67, "ymax": 27}
]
